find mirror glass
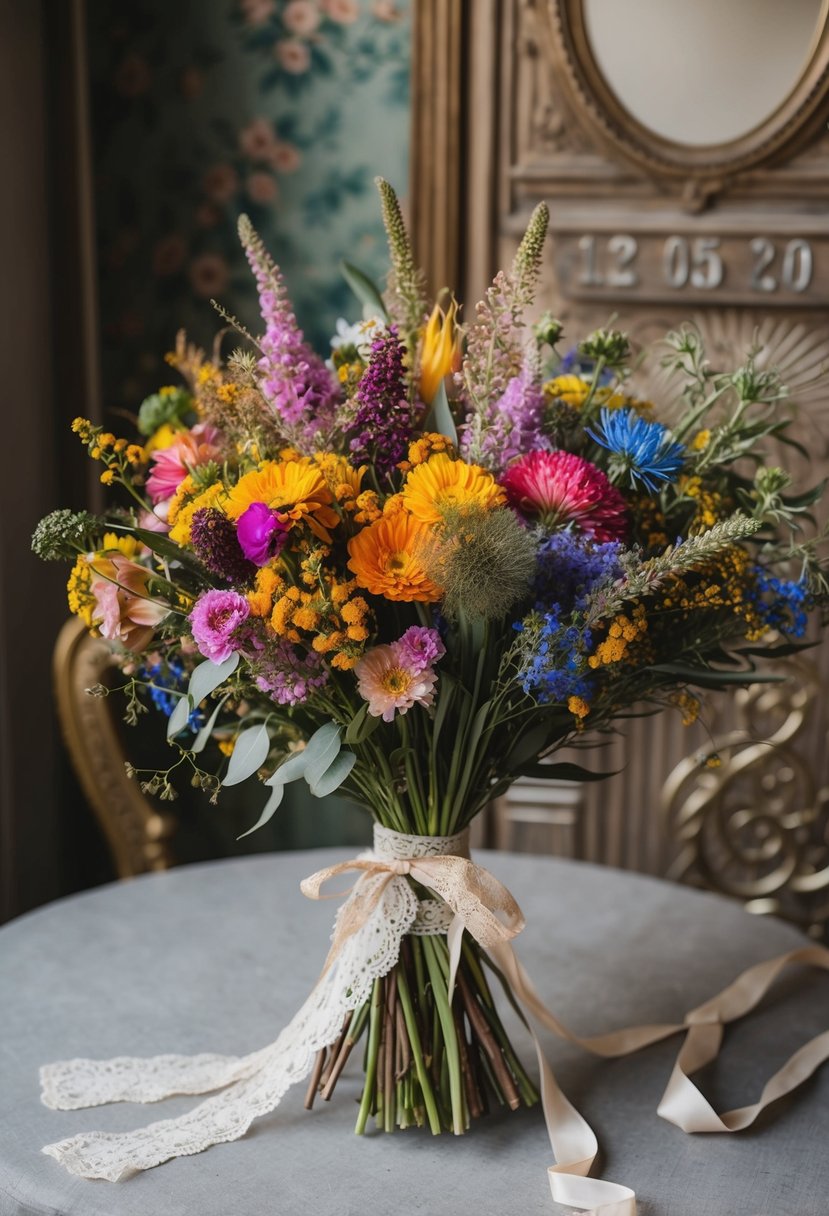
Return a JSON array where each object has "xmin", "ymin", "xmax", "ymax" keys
[{"xmin": 584, "ymin": 0, "xmax": 825, "ymax": 146}]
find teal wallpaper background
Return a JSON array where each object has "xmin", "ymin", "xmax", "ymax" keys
[
  {"xmin": 88, "ymin": 0, "xmax": 411, "ymax": 407},
  {"xmin": 84, "ymin": 0, "xmax": 411, "ymax": 857}
]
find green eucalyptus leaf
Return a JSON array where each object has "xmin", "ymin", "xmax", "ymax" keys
[
  {"xmin": 237, "ymin": 779, "xmax": 285, "ymax": 840},
  {"xmin": 345, "ymin": 703, "xmax": 382, "ymax": 745},
  {"xmin": 166, "ymin": 695, "xmax": 192, "ymax": 740},
  {"xmin": 222, "ymin": 722, "xmax": 271, "ymax": 787},
  {"xmin": 191, "ymin": 694, "xmax": 230, "ymax": 754},
  {"xmin": 189, "ymin": 653, "xmax": 240, "ymax": 706},
  {"xmin": 270, "ymin": 750, "xmax": 310, "ymax": 784},
  {"xmin": 340, "ymin": 261, "xmax": 388, "ymax": 320},
  {"xmin": 304, "ymin": 722, "xmax": 342, "ymax": 788},
  {"xmin": 309, "ymin": 750, "xmax": 357, "ymax": 798},
  {"xmin": 423, "ymin": 381, "xmax": 458, "ymax": 443}
]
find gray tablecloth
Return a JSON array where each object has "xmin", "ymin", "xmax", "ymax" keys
[{"xmin": 1, "ymin": 850, "xmax": 827, "ymax": 1216}]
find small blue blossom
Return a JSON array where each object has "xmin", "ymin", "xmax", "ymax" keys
[
  {"xmin": 748, "ymin": 568, "xmax": 811, "ymax": 638},
  {"xmin": 533, "ymin": 532, "xmax": 624, "ymax": 614},
  {"xmin": 514, "ymin": 606, "xmax": 595, "ymax": 705},
  {"xmin": 139, "ymin": 659, "xmax": 203, "ymax": 731},
  {"xmin": 587, "ymin": 407, "xmax": 685, "ymax": 493}
]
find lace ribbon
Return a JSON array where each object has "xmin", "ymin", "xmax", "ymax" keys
[{"xmin": 39, "ymin": 831, "xmax": 829, "ymax": 1215}]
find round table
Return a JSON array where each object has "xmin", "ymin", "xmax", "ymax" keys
[{"xmin": 1, "ymin": 851, "xmax": 827, "ymax": 1216}]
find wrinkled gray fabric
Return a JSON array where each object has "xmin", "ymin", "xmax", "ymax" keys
[{"xmin": 0, "ymin": 850, "xmax": 827, "ymax": 1216}]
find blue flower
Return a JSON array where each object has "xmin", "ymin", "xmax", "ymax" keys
[
  {"xmin": 587, "ymin": 407, "xmax": 685, "ymax": 493},
  {"xmin": 533, "ymin": 532, "xmax": 624, "ymax": 615},
  {"xmin": 748, "ymin": 568, "xmax": 811, "ymax": 638},
  {"xmin": 514, "ymin": 606, "xmax": 595, "ymax": 705},
  {"xmin": 139, "ymin": 659, "xmax": 203, "ymax": 731}
]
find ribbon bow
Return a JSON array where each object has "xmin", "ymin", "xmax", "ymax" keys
[{"xmin": 301, "ymin": 853, "xmax": 525, "ymax": 999}]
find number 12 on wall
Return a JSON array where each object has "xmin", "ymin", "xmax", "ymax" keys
[{"xmin": 575, "ymin": 234, "xmax": 814, "ymax": 294}]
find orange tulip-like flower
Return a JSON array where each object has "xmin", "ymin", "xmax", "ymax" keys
[
  {"xmin": 348, "ymin": 512, "xmax": 442, "ymax": 602},
  {"xmin": 419, "ymin": 300, "xmax": 461, "ymax": 405}
]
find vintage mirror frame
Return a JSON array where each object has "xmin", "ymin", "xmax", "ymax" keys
[{"xmin": 541, "ymin": 0, "xmax": 829, "ymax": 189}]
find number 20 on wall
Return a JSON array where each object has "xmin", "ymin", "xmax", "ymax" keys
[{"xmin": 577, "ymin": 234, "xmax": 813, "ymax": 293}]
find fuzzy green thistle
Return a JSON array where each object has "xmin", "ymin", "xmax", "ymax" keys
[
  {"xmin": 423, "ymin": 504, "xmax": 537, "ymax": 621},
  {"xmin": 375, "ymin": 177, "xmax": 427, "ymax": 338},
  {"xmin": 31, "ymin": 510, "xmax": 107, "ymax": 561}
]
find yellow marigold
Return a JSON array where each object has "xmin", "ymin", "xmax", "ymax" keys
[
  {"xmin": 293, "ymin": 605, "xmax": 321, "ymax": 631},
  {"xmin": 225, "ymin": 460, "xmax": 339, "ymax": 542},
  {"xmin": 348, "ymin": 512, "xmax": 442, "ymax": 602},
  {"xmin": 270, "ymin": 593, "xmax": 300, "ymax": 643},
  {"xmin": 168, "ymin": 481, "xmax": 226, "ymax": 546},
  {"xmin": 568, "ymin": 695, "xmax": 590, "ymax": 720},
  {"xmin": 401, "ymin": 453, "xmax": 505, "ymax": 525},
  {"xmin": 125, "ymin": 444, "xmax": 146, "ymax": 465},
  {"xmin": 99, "ymin": 470, "xmax": 115, "ymax": 486},
  {"xmin": 692, "ymin": 429, "xmax": 712, "ymax": 451},
  {"xmin": 331, "ymin": 651, "xmax": 358, "ymax": 671},
  {"xmin": 216, "ymin": 383, "xmax": 238, "ymax": 404},
  {"xmin": 341, "ymin": 596, "xmax": 369, "ymax": 625},
  {"xmin": 407, "ymin": 432, "xmax": 455, "ymax": 467},
  {"xmin": 543, "ymin": 375, "xmax": 591, "ymax": 408},
  {"xmin": 313, "ymin": 452, "xmax": 365, "ymax": 500},
  {"xmin": 382, "ymin": 493, "xmax": 407, "ymax": 518},
  {"xmin": 247, "ymin": 567, "xmax": 285, "ymax": 618},
  {"xmin": 67, "ymin": 557, "xmax": 95, "ymax": 628},
  {"xmin": 346, "ymin": 624, "xmax": 369, "ymax": 642},
  {"xmin": 330, "ymin": 578, "xmax": 357, "ymax": 607},
  {"xmin": 354, "ymin": 490, "xmax": 382, "ymax": 524}
]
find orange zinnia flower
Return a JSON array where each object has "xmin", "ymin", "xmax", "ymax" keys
[
  {"xmin": 225, "ymin": 459, "xmax": 340, "ymax": 542},
  {"xmin": 348, "ymin": 512, "xmax": 442, "ymax": 602},
  {"xmin": 401, "ymin": 453, "xmax": 505, "ymax": 526}
]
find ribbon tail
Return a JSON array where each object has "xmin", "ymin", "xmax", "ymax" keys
[{"xmin": 446, "ymin": 914, "xmax": 464, "ymax": 1006}]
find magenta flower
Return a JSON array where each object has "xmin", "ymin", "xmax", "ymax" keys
[
  {"xmin": 501, "ymin": 450, "xmax": 628, "ymax": 542},
  {"xmin": 236, "ymin": 502, "xmax": 289, "ymax": 566},
  {"xmin": 189, "ymin": 590, "xmax": 250, "ymax": 663},
  {"xmin": 395, "ymin": 626, "xmax": 446, "ymax": 673}
]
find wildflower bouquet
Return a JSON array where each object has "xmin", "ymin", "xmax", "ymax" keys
[{"xmin": 34, "ymin": 180, "xmax": 828, "ymax": 1179}]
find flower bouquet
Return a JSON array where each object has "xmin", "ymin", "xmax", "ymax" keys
[{"xmin": 33, "ymin": 180, "xmax": 829, "ymax": 1186}]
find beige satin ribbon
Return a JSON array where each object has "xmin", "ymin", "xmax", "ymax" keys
[{"xmin": 302, "ymin": 854, "xmax": 829, "ymax": 1216}]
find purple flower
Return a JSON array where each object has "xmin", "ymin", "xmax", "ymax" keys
[
  {"xmin": 190, "ymin": 508, "xmax": 257, "ymax": 586},
  {"xmin": 189, "ymin": 590, "xmax": 250, "ymax": 664},
  {"xmin": 347, "ymin": 325, "xmax": 414, "ymax": 476},
  {"xmin": 236, "ymin": 502, "xmax": 289, "ymax": 567},
  {"xmin": 395, "ymin": 626, "xmax": 446, "ymax": 674},
  {"xmin": 249, "ymin": 636, "xmax": 328, "ymax": 706},
  {"xmin": 460, "ymin": 366, "xmax": 549, "ymax": 474}
]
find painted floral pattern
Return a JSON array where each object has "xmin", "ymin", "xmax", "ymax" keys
[{"xmin": 88, "ymin": 0, "xmax": 410, "ymax": 407}]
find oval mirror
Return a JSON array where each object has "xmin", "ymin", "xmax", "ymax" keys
[{"xmin": 583, "ymin": 0, "xmax": 827, "ymax": 147}]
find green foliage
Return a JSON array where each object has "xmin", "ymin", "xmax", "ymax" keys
[{"xmin": 31, "ymin": 510, "xmax": 106, "ymax": 560}]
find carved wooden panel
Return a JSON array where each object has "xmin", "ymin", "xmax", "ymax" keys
[{"xmin": 411, "ymin": 1, "xmax": 829, "ymax": 902}]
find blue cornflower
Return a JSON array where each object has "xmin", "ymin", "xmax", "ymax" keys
[
  {"xmin": 533, "ymin": 532, "xmax": 624, "ymax": 615},
  {"xmin": 748, "ymin": 568, "xmax": 811, "ymax": 638},
  {"xmin": 587, "ymin": 407, "xmax": 685, "ymax": 493},
  {"xmin": 139, "ymin": 659, "xmax": 203, "ymax": 731}
]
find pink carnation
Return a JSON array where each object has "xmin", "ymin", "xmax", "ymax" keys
[
  {"xmin": 395, "ymin": 626, "xmax": 445, "ymax": 674},
  {"xmin": 146, "ymin": 423, "xmax": 223, "ymax": 505},
  {"xmin": 355, "ymin": 643, "xmax": 439, "ymax": 723},
  {"xmin": 501, "ymin": 450, "xmax": 628, "ymax": 542},
  {"xmin": 189, "ymin": 590, "xmax": 250, "ymax": 663}
]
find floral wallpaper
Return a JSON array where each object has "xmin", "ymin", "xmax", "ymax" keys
[{"xmin": 87, "ymin": 0, "xmax": 411, "ymax": 408}]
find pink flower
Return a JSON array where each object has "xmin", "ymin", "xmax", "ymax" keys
[
  {"xmin": 240, "ymin": 117, "xmax": 279, "ymax": 161},
  {"xmin": 138, "ymin": 508, "xmax": 171, "ymax": 534},
  {"xmin": 189, "ymin": 590, "xmax": 251, "ymax": 663},
  {"xmin": 270, "ymin": 141, "xmax": 301, "ymax": 174},
  {"xmin": 236, "ymin": 502, "xmax": 289, "ymax": 565},
  {"xmin": 355, "ymin": 643, "xmax": 439, "ymax": 722},
  {"xmin": 395, "ymin": 626, "xmax": 445, "ymax": 673},
  {"xmin": 283, "ymin": 0, "xmax": 321, "ymax": 34},
  {"xmin": 240, "ymin": 0, "xmax": 275, "ymax": 24},
  {"xmin": 189, "ymin": 252, "xmax": 230, "ymax": 299},
  {"xmin": 89, "ymin": 556, "xmax": 168, "ymax": 652},
  {"xmin": 322, "ymin": 0, "xmax": 359, "ymax": 22},
  {"xmin": 275, "ymin": 39, "xmax": 311, "ymax": 73},
  {"xmin": 146, "ymin": 423, "xmax": 223, "ymax": 505},
  {"xmin": 246, "ymin": 171, "xmax": 278, "ymax": 204},
  {"xmin": 501, "ymin": 450, "xmax": 628, "ymax": 542}
]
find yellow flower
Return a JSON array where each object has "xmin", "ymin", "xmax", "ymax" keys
[
  {"xmin": 225, "ymin": 460, "xmax": 339, "ymax": 543},
  {"xmin": 247, "ymin": 567, "xmax": 285, "ymax": 618},
  {"xmin": 419, "ymin": 300, "xmax": 461, "ymax": 404},
  {"xmin": 313, "ymin": 452, "xmax": 365, "ymax": 502},
  {"xmin": 692, "ymin": 429, "xmax": 712, "ymax": 451},
  {"xmin": 100, "ymin": 532, "xmax": 141, "ymax": 560},
  {"xmin": 406, "ymin": 432, "xmax": 455, "ymax": 467},
  {"xmin": 99, "ymin": 470, "xmax": 115, "ymax": 486},
  {"xmin": 401, "ymin": 453, "xmax": 505, "ymax": 525},
  {"xmin": 145, "ymin": 422, "xmax": 183, "ymax": 454},
  {"xmin": 543, "ymin": 375, "xmax": 591, "ymax": 408},
  {"xmin": 568, "ymin": 695, "xmax": 590, "ymax": 720},
  {"xmin": 168, "ymin": 482, "xmax": 226, "ymax": 546},
  {"xmin": 67, "ymin": 557, "xmax": 95, "ymax": 627},
  {"xmin": 218, "ymin": 738, "xmax": 235, "ymax": 757},
  {"xmin": 348, "ymin": 512, "xmax": 442, "ymax": 602}
]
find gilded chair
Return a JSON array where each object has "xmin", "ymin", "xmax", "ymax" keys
[{"xmin": 53, "ymin": 617, "xmax": 176, "ymax": 877}]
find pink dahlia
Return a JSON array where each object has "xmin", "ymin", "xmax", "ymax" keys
[
  {"xmin": 146, "ymin": 423, "xmax": 223, "ymax": 505},
  {"xmin": 501, "ymin": 450, "xmax": 628, "ymax": 542},
  {"xmin": 355, "ymin": 643, "xmax": 439, "ymax": 723},
  {"xmin": 189, "ymin": 589, "xmax": 250, "ymax": 664}
]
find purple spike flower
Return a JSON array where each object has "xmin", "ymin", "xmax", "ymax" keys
[
  {"xmin": 460, "ymin": 366, "xmax": 549, "ymax": 474},
  {"xmin": 190, "ymin": 508, "xmax": 257, "ymax": 586},
  {"xmin": 347, "ymin": 325, "xmax": 414, "ymax": 476}
]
